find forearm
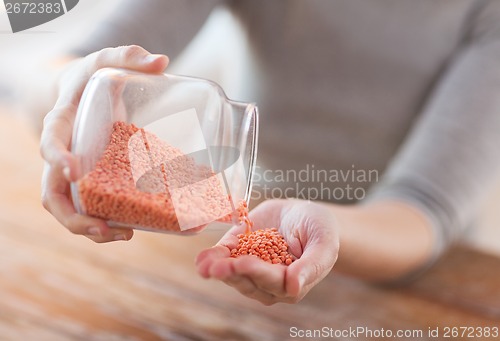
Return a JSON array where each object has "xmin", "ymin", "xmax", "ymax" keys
[{"xmin": 328, "ymin": 200, "xmax": 435, "ymax": 282}]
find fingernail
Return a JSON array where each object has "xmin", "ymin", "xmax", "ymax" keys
[
  {"xmin": 88, "ymin": 227, "xmax": 102, "ymax": 237},
  {"xmin": 63, "ymin": 166, "xmax": 71, "ymax": 181},
  {"xmin": 143, "ymin": 54, "xmax": 164, "ymax": 64},
  {"xmin": 114, "ymin": 234, "xmax": 127, "ymax": 241}
]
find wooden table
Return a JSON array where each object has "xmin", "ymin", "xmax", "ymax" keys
[{"xmin": 0, "ymin": 111, "xmax": 499, "ymax": 341}]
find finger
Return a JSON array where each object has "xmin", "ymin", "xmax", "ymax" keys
[
  {"xmin": 85, "ymin": 228, "xmax": 134, "ymax": 243},
  {"xmin": 42, "ymin": 165, "xmax": 133, "ymax": 242},
  {"xmin": 88, "ymin": 45, "xmax": 169, "ymax": 76},
  {"xmin": 42, "ymin": 164, "xmax": 103, "ymax": 234},
  {"xmin": 196, "ymin": 242, "xmax": 292, "ymax": 304},
  {"xmin": 285, "ymin": 237, "xmax": 338, "ymax": 298},
  {"xmin": 56, "ymin": 46, "xmax": 168, "ymax": 102},
  {"xmin": 44, "ymin": 190, "xmax": 134, "ymax": 242},
  {"xmin": 40, "ymin": 105, "xmax": 79, "ymax": 181},
  {"xmin": 223, "ymin": 275, "xmax": 278, "ymax": 306},
  {"xmin": 197, "ymin": 222, "xmax": 260, "ymax": 275},
  {"xmin": 260, "ymin": 200, "xmax": 338, "ymax": 297},
  {"xmin": 206, "ymin": 253, "xmax": 288, "ymax": 298},
  {"xmin": 56, "ymin": 46, "xmax": 169, "ymax": 105},
  {"xmin": 231, "ymin": 256, "xmax": 288, "ymax": 297},
  {"xmin": 195, "ymin": 245, "xmax": 230, "ymax": 278},
  {"xmin": 203, "ymin": 256, "xmax": 277, "ymax": 305}
]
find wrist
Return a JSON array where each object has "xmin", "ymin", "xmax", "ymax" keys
[{"xmin": 326, "ymin": 200, "xmax": 435, "ymax": 282}]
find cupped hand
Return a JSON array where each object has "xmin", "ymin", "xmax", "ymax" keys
[
  {"xmin": 40, "ymin": 45, "xmax": 169, "ymax": 243},
  {"xmin": 195, "ymin": 199, "xmax": 339, "ymax": 305}
]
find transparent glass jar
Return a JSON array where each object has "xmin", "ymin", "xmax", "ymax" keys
[{"xmin": 70, "ymin": 68, "xmax": 258, "ymax": 234}]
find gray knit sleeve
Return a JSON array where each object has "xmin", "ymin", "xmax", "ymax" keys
[
  {"xmin": 367, "ymin": 0, "xmax": 500, "ymax": 259},
  {"xmin": 70, "ymin": 0, "xmax": 222, "ymax": 59}
]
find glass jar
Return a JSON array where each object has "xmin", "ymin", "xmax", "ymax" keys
[{"xmin": 70, "ymin": 68, "xmax": 258, "ymax": 234}]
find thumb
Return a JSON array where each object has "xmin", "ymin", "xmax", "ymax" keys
[
  {"xmin": 285, "ymin": 242, "xmax": 338, "ymax": 298},
  {"xmin": 87, "ymin": 45, "xmax": 169, "ymax": 75}
]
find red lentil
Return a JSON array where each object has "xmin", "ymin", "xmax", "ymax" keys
[
  {"xmin": 78, "ymin": 121, "xmax": 233, "ymax": 232},
  {"xmin": 236, "ymin": 200, "xmax": 253, "ymax": 235},
  {"xmin": 230, "ymin": 227, "xmax": 295, "ymax": 265}
]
